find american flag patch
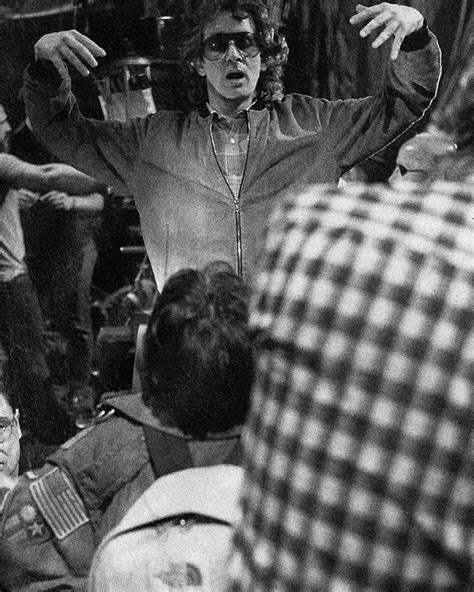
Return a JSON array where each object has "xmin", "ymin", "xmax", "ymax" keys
[{"xmin": 29, "ymin": 467, "xmax": 89, "ymax": 540}]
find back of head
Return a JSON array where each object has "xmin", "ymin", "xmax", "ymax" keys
[
  {"xmin": 142, "ymin": 261, "xmax": 253, "ymax": 439},
  {"xmin": 389, "ymin": 131, "xmax": 457, "ymax": 184}
]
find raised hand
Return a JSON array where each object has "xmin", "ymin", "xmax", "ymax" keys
[
  {"xmin": 350, "ymin": 3, "xmax": 424, "ymax": 61},
  {"xmin": 37, "ymin": 190, "xmax": 74, "ymax": 210},
  {"xmin": 34, "ymin": 30, "xmax": 106, "ymax": 77}
]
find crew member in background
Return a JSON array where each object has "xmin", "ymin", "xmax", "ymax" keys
[{"xmin": 0, "ymin": 103, "xmax": 108, "ymax": 446}]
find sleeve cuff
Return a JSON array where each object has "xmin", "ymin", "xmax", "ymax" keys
[
  {"xmin": 27, "ymin": 59, "xmax": 63, "ymax": 87},
  {"xmin": 400, "ymin": 19, "xmax": 430, "ymax": 52}
]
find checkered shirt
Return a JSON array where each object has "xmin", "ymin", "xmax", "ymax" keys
[
  {"xmin": 210, "ymin": 110, "xmax": 249, "ymax": 198},
  {"xmin": 230, "ymin": 181, "xmax": 474, "ymax": 591}
]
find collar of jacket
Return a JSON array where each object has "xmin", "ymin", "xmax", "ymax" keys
[
  {"xmin": 105, "ymin": 392, "xmax": 242, "ymax": 441},
  {"xmin": 197, "ymin": 96, "xmax": 269, "ymax": 118}
]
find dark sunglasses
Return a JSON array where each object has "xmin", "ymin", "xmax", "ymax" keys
[{"xmin": 202, "ymin": 32, "xmax": 260, "ymax": 61}]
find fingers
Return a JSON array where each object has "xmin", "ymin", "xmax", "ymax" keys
[
  {"xmin": 64, "ymin": 33, "xmax": 105, "ymax": 68},
  {"xmin": 359, "ymin": 12, "xmax": 392, "ymax": 39},
  {"xmin": 17, "ymin": 189, "xmax": 39, "ymax": 208},
  {"xmin": 349, "ymin": 3, "xmax": 424, "ymax": 60},
  {"xmin": 38, "ymin": 191, "xmax": 70, "ymax": 209},
  {"xmin": 58, "ymin": 43, "xmax": 92, "ymax": 77},
  {"xmin": 370, "ymin": 18, "xmax": 399, "ymax": 47},
  {"xmin": 389, "ymin": 29, "xmax": 405, "ymax": 61},
  {"xmin": 73, "ymin": 31, "xmax": 106, "ymax": 57},
  {"xmin": 350, "ymin": 4, "xmax": 382, "ymax": 26},
  {"xmin": 35, "ymin": 30, "xmax": 106, "ymax": 77}
]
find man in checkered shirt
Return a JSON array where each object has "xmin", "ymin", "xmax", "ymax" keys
[{"xmin": 230, "ymin": 181, "xmax": 473, "ymax": 590}]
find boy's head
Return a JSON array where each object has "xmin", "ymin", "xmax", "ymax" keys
[{"xmin": 142, "ymin": 261, "xmax": 254, "ymax": 439}]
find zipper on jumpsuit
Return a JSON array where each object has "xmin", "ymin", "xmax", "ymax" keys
[{"xmin": 209, "ymin": 116, "xmax": 250, "ymax": 278}]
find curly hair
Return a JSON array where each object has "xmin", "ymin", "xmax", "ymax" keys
[
  {"xmin": 142, "ymin": 261, "xmax": 254, "ymax": 439},
  {"xmin": 180, "ymin": 0, "xmax": 288, "ymax": 110}
]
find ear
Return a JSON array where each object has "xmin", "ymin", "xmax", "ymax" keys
[
  {"xmin": 195, "ymin": 58, "xmax": 206, "ymax": 77},
  {"xmin": 15, "ymin": 409, "xmax": 21, "ymax": 439},
  {"xmin": 260, "ymin": 60, "xmax": 268, "ymax": 72}
]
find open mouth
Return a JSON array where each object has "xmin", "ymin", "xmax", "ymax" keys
[{"xmin": 226, "ymin": 71, "xmax": 245, "ymax": 80}]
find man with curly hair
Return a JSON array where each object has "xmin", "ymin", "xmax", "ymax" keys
[{"xmin": 24, "ymin": 0, "xmax": 441, "ymax": 284}]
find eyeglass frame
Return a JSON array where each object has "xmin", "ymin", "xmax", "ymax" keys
[
  {"xmin": 0, "ymin": 410, "xmax": 19, "ymax": 443},
  {"xmin": 201, "ymin": 32, "xmax": 261, "ymax": 61}
]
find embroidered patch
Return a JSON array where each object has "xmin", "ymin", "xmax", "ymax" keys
[
  {"xmin": 30, "ymin": 467, "xmax": 89, "ymax": 540},
  {"xmin": 20, "ymin": 505, "xmax": 47, "ymax": 539},
  {"xmin": 4, "ymin": 504, "xmax": 48, "ymax": 542}
]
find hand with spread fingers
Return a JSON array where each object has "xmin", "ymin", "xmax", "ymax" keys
[
  {"xmin": 350, "ymin": 3, "xmax": 424, "ymax": 60},
  {"xmin": 34, "ymin": 29, "xmax": 106, "ymax": 77}
]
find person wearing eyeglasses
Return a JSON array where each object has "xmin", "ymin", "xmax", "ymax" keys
[
  {"xmin": 23, "ymin": 1, "xmax": 440, "ymax": 285},
  {"xmin": 0, "ymin": 392, "xmax": 20, "ymax": 479}
]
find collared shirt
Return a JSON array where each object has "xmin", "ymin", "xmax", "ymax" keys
[
  {"xmin": 230, "ymin": 181, "xmax": 474, "ymax": 591},
  {"xmin": 209, "ymin": 107, "xmax": 249, "ymax": 199}
]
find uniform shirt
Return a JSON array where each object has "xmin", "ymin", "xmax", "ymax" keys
[{"xmin": 230, "ymin": 181, "xmax": 474, "ymax": 591}]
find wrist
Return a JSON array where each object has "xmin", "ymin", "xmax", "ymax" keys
[
  {"xmin": 27, "ymin": 59, "xmax": 64, "ymax": 86},
  {"xmin": 401, "ymin": 18, "xmax": 430, "ymax": 52}
]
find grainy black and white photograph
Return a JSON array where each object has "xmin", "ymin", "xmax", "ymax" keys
[{"xmin": 0, "ymin": 0, "xmax": 472, "ymax": 590}]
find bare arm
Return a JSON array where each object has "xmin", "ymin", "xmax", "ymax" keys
[
  {"xmin": 38, "ymin": 190, "xmax": 104, "ymax": 212},
  {"xmin": 0, "ymin": 153, "xmax": 106, "ymax": 196}
]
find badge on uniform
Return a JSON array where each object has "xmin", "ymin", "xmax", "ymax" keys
[
  {"xmin": 3, "ymin": 503, "xmax": 49, "ymax": 543},
  {"xmin": 30, "ymin": 467, "xmax": 90, "ymax": 540}
]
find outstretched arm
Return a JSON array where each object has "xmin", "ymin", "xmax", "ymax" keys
[
  {"xmin": 350, "ymin": 3, "xmax": 424, "ymax": 60},
  {"xmin": 0, "ymin": 153, "xmax": 107, "ymax": 196},
  {"xmin": 38, "ymin": 190, "xmax": 104, "ymax": 212},
  {"xmin": 24, "ymin": 31, "xmax": 143, "ymax": 194}
]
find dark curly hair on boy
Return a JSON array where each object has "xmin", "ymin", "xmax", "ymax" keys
[
  {"xmin": 180, "ymin": 0, "xmax": 288, "ymax": 110},
  {"xmin": 142, "ymin": 261, "xmax": 254, "ymax": 439}
]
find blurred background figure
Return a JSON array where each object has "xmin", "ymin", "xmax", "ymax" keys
[
  {"xmin": 389, "ymin": 47, "xmax": 474, "ymax": 187},
  {"xmin": 0, "ymin": 391, "xmax": 21, "ymax": 478},
  {"xmin": 0, "ymin": 102, "xmax": 76, "ymax": 449},
  {"xmin": 388, "ymin": 131, "xmax": 457, "ymax": 185},
  {"xmin": 1, "ymin": 100, "xmax": 109, "ymax": 451},
  {"xmin": 16, "ymin": 124, "xmax": 105, "ymax": 429},
  {"xmin": 435, "ymin": 53, "xmax": 474, "ymax": 182}
]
